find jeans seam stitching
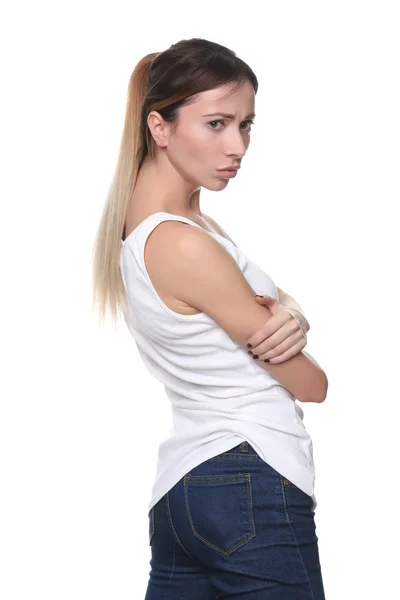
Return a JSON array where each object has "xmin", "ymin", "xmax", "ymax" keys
[
  {"xmin": 279, "ymin": 475, "xmax": 316, "ymax": 599},
  {"xmin": 149, "ymin": 506, "xmax": 155, "ymax": 545},
  {"xmin": 164, "ymin": 492, "xmax": 195, "ymax": 560},
  {"xmin": 279, "ymin": 474, "xmax": 293, "ymax": 525},
  {"xmin": 184, "ymin": 474, "xmax": 249, "ymax": 483},
  {"xmin": 209, "ymin": 454, "xmax": 262, "ymax": 461}
]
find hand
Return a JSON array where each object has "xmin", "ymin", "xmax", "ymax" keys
[{"xmin": 246, "ymin": 295, "xmax": 309, "ymax": 364}]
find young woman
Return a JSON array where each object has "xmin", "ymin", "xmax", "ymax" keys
[{"xmin": 92, "ymin": 38, "xmax": 327, "ymax": 599}]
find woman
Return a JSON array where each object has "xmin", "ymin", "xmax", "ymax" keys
[{"xmin": 92, "ymin": 38, "xmax": 327, "ymax": 599}]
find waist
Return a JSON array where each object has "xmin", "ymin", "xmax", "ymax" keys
[{"xmin": 170, "ymin": 393, "xmax": 307, "ymax": 439}]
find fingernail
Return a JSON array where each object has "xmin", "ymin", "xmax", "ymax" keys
[
  {"xmin": 247, "ymin": 350, "xmax": 253, "ymax": 355},
  {"xmin": 247, "ymin": 343, "xmax": 252, "ymax": 348},
  {"xmin": 264, "ymin": 359, "xmax": 270, "ymax": 363},
  {"xmin": 255, "ymin": 295, "xmax": 263, "ymax": 298},
  {"xmin": 252, "ymin": 354, "xmax": 259, "ymax": 359}
]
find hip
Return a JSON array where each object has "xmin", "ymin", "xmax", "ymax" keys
[{"xmin": 146, "ymin": 441, "xmax": 325, "ymax": 598}]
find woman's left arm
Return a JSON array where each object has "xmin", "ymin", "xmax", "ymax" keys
[
  {"xmin": 203, "ymin": 214, "xmax": 310, "ymax": 363},
  {"xmin": 247, "ymin": 290, "xmax": 311, "ymax": 364}
]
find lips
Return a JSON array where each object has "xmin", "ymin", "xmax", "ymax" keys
[{"xmin": 217, "ymin": 169, "xmax": 238, "ymax": 178}]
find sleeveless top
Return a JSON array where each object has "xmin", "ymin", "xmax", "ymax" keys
[{"xmin": 119, "ymin": 212, "xmax": 317, "ymax": 515}]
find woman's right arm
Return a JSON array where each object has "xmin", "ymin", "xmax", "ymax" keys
[{"xmin": 145, "ymin": 221, "xmax": 328, "ymax": 403}]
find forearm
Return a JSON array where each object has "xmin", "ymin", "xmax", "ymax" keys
[{"xmin": 265, "ymin": 350, "xmax": 328, "ymax": 403}]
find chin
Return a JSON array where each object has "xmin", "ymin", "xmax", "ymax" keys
[{"xmin": 202, "ymin": 178, "xmax": 229, "ymax": 192}]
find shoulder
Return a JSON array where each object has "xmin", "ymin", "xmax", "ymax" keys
[
  {"xmin": 145, "ymin": 219, "xmax": 228, "ymax": 270},
  {"xmin": 144, "ymin": 220, "xmax": 230, "ymax": 288},
  {"xmin": 145, "ymin": 218, "xmax": 240, "ymax": 290},
  {"xmin": 146, "ymin": 218, "xmax": 214, "ymax": 253}
]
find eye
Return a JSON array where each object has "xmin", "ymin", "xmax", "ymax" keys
[
  {"xmin": 241, "ymin": 119, "xmax": 255, "ymax": 130},
  {"xmin": 208, "ymin": 119, "xmax": 224, "ymax": 130},
  {"xmin": 207, "ymin": 119, "xmax": 255, "ymax": 131}
]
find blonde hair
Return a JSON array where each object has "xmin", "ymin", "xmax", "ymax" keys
[{"xmin": 91, "ymin": 38, "xmax": 258, "ymax": 329}]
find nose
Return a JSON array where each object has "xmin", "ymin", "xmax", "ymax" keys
[{"xmin": 224, "ymin": 131, "xmax": 247, "ymax": 159}]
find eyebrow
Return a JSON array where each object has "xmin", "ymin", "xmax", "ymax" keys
[{"xmin": 203, "ymin": 112, "xmax": 256, "ymax": 119}]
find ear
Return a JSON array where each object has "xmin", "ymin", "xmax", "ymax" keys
[{"xmin": 147, "ymin": 111, "xmax": 169, "ymax": 148}]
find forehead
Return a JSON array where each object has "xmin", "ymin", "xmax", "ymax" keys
[{"xmin": 184, "ymin": 80, "xmax": 255, "ymax": 115}]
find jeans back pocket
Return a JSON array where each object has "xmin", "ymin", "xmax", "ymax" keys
[{"xmin": 183, "ymin": 473, "xmax": 255, "ymax": 556}]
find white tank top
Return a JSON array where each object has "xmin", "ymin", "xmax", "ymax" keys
[{"xmin": 119, "ymin": 212, "xmax": 317, "ymax": 514}]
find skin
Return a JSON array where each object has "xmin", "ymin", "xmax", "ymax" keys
[
  {"xmin": 125, "ymin": 79, "xmax": 254, "ymax": 227},
  {"xmin": 124, "ymin": 79, "xmax": 308, "ymax": 365}
]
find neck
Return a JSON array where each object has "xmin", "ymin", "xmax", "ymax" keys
[{"xmin": 134, "ymin": 155, "xmax": 202, "ymax": 217}]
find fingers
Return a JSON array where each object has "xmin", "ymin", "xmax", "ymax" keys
[
  {"xmin": 265, "ymin": 336, "xmax": 307, "ymax": 364},
  {"xmin": 281, "ymin": 307, "xmax": 309, "ymax": 338},
  {"xmin": 256, "ymin": 330, "xmax": 306, "ymax": 364},
  {"xmin": 247, "ymin": 310, "xmax": 294, "ymax": 351}
]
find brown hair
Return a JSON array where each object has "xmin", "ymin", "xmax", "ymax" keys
[{"xmin": 91, "ymin": 38, "xmax": 258, "ymax": 328}]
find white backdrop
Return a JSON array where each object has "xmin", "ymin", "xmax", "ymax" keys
[{"xmin": 1, "ymin": 1, "xmax": 399, "ymax": 598}]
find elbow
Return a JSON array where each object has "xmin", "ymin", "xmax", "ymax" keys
[
  {"xmin": 312, "ymin": 373, "xmax": 329, "ymax": 403},
  {"xmin": 302, "ymin": 373, "xmax": 329, "ymax": 404}
]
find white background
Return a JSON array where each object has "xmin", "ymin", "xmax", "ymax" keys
[{"xmin": 1, "ymin": 1, "xmax": 399, "ymax": 598}]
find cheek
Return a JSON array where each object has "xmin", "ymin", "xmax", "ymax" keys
[{"xmin": 180, "ymin": 127, "xmax": 215, "ymax": 162}]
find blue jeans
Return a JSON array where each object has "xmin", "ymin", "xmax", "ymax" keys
[{"xmin": 145, "ymin": 441, "xmax": 326, "ymax": 599}]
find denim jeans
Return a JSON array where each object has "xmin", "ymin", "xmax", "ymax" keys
[{"xmin": 144, "ymin": 441, "xmax": 326, "ymax": 599}]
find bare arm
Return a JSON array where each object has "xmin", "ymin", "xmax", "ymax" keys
[
  {"xmin": 204, "ymin": 213, "xmax": 310, "ymax": 333},
  {"xmin": 145, "ymin": 221, "xmax": 328, "ymax": 403}
]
